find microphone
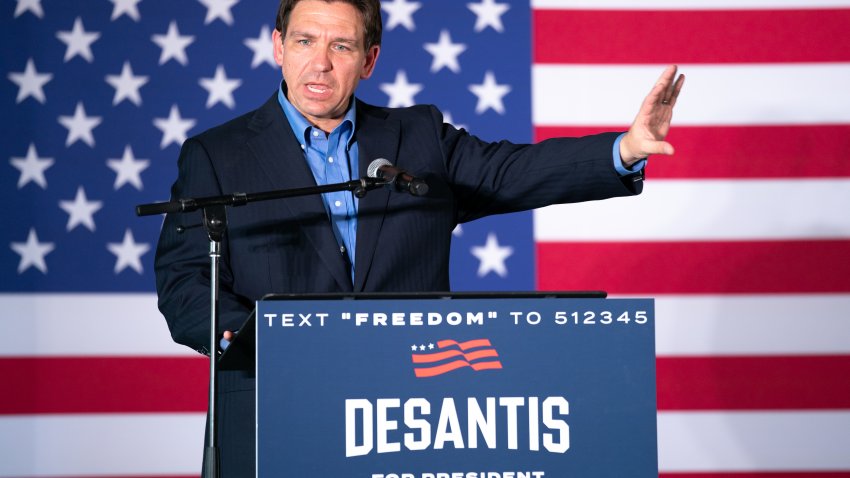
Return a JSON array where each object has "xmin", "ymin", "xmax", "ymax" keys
[{"xmin": 367, "ymin": 158, "xmax": 429, "ymax": 196}]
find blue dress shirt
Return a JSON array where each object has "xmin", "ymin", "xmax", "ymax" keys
[{"xmin": 278, "ymin": 86, "xmax": 359, "ymax": 281}]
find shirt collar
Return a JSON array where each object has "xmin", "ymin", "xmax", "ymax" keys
[{"xmin": 277, "ymin": 82, "xmax": 357, "ymax": 149}]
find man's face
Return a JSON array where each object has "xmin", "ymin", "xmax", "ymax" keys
[{"xmin": 273, "ymin": 0, "xmax": 380, "ymax": 132}]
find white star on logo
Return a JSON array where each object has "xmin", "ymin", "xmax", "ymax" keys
[
  {"xmin": 244, "ymin": 25, "xmax": 277, "ymax": 69},
  {"xmin": 424, "ymin": 30, "xmax": 467, "ymax": 73},
  {"xmin": 469, "ymin": 71, "xmax": 511, "ymax": 115},
  {"xmin": 153, "ymin": 105, "xmax": 196, "ymax": 149},
  {"xmin": 58, "ymin": 102, "xmax": 102, "ymax": 148},
  {"xmin": 199, "ymin": 65, "xmax": 242, "ymax": 109},
  {"xmin": 109, "ymin": 0, "xmax": 142, "ymax": 21},
  {"xmin": 467, "ymin": 0, "xmax": 510, "ymax": 33},
  {"xmin": 198, "ymin": 0, "xmax": 239, "ymax": 25},
  {"xmin": 8, "ymin": 58, "xmax": 53, "ymax": 104},
  {"xmin": 105, "ymin": 61, "xmax": 149, "ymax": 106},
  {"xmin": 381, "ymin": 0, "xmax": 421, "ymax": 31},
  {"xmin": 10, "ymin": 143, "xmax": 54, "ymax": 189},
  {"xmin": 59, "ymin": 186, "xmax": 103, "ymax": 232},
  {"xmin": 471, "ymin": 232, "xmax": 513, "ymax": 278},
  {"xmin": 411, "ymin": 344, "xmax": 418, "ymax": 351},
  {"xmin": 107, "ymin": 145, "xmax": 150, "ymax": 190},
  {"xmin": 56, "ymin": 17, "xmax": 101, "ymax": 63},
  {"xmin": 14, "ymin": 0, "xmax": 44, "ymax": 18},
  {"xmin": 107, "ymin": 229, "xmax": 151, "ymax": 274},
  {"xmin": 379, "ymin": 70, "xmax": 423, "ymax": 108},
  {"xmin": 10, "ymin": 228, "xmax": 55, "ymax": 274},
  {"xmin": 152, "ymin": 21, "xmax": 195, "ymax": 66}
]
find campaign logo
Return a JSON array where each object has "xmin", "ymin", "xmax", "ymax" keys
[{"xmin": 411, "ymin": 339, "xmax": 503, "ymax": 378}]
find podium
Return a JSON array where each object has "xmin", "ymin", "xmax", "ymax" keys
[{"xmin": 225, "ymin": 293, "xmax": 657, "ymax": 477}]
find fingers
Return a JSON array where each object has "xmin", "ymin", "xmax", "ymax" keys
[{"xmin": 658, "ymin": 65, "xmax": 684, "ymax": 106}]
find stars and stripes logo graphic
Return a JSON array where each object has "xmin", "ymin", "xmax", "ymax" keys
[{"xmin": 411, "ymin": 339, "xmax": 503, "ymax": 378}]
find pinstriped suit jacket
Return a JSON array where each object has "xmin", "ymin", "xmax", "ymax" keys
[{"xmin": 154, "ymin": 92, "xmax": 641, "ymax": 476}]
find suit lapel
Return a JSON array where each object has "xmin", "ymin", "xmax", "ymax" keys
[
  {"xmin": 353, "ymin": 101, "xmax": 399, "ymax": 291},
  {"xmin": 245, "ymin": 95, "xmax": 352, "ymax": 291}
]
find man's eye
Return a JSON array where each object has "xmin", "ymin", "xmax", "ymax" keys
[
  {"xmin": 297, "ymin": 39, "xmax": 310, "ymax": 46},
  {"xmin": 333, "ymin": 44, "xmax": 350, "ymax": 52}
]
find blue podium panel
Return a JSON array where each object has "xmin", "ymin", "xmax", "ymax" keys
[{"xmin": 256, "ymin": 297, "xmax": 656, "ymax": 478}]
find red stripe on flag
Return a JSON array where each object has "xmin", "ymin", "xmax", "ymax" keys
[
  {"xmin": 535, "ymin": 125, "xmax": 850, "ymax": 179},
  {"xmin": 537, "ymin": 240, "xmax": 850, "ymax": 294},
  {"xmin": 657, "ymin": 356, "xmax": 850, "ymax": 410},
  {"xmin": 0, "ymin": 357, "xmax": 207, "ymax": 415},
  {"xmin": 533, "ymin": 9, "xmax": 850, "ymax": 64}
]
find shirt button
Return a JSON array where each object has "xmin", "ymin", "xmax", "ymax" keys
[
  {"xmin": 334, "ymin": 200, "xmax": 342, "ymax": 207},
  {"xmin": 312, "ymin": 130, "xmax": 319, "ymax": 137},
  {"xmin": 300, "ymin": 144, "xmax": 305, "ymax": 150},
  {"xmin": 328, "ymin": 156, "xmax": 334, "ymax": 163}
]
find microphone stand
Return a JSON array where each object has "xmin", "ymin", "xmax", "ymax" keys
[{"xmin": 135, "ymin": 176, "xmax": 387, "ymax": 478}]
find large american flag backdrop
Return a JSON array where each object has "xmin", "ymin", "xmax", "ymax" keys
[{"xmin": 2, "ymin": 0, "xmax": 849, "ymax": 475}]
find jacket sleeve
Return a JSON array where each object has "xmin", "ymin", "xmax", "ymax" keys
[
  {"xmin": 154, "ymin": 137, "xmax": 254, "ymax": 355},
  {"xmin": 425, "ymin": 106, "xmax": 643, "ymax": 223}
]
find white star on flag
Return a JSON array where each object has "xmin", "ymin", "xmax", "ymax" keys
[
  {"xmin": 471, "ymin": 232, "xmax": 513, "ymax": 278},
  {"xmin": 153, "ymin": 105, "xmax": 196, "ymax": 149},
  {"xmin": 10, "ymin": 144, "xmax": 54, "ymax": 189},
  {"xmin": 424, "ymin": 30, "xmax": 467, "ymax": 74},
  {"xmin": 107, "ymin": 145, "xmax": 150, "ymax": 190},
  {"xmin": 379, "ymin": 70, "xmax": 423, "ymax": 108},
  {"xmin": 107, "ymin": 229, "xmax": 150, "ymax": 274},
  {"xmin": 10, "ymin": 228, "xmax": 55, "ymax": 274},
  {"xmin": 199, "ymin": 65, "xmax": 243, "ymax": 109},
  {"xmin": 381, "ymin": 0, "xmax": 422, "ymax": 31},
  {"xmin": 109, "ymin": 0, "xmax": 142, "ymax": 21},
  {"xmin": 56, "ymin": 17, "xmax": 101, "ymax": 63},
  {"xmin": 244, "ymin": 25, "xmax": 277, "ymax": 69},
  {"xmin": 105, "ymin": 61, "xmax": 149, "ymax": 106},
  {"xmin": 467, "ymin": 0, "xmax": 511, "ymax": 33},
  {"xmin": 59, "ymin": 186, "xmax": 103, "ymax": 232},
  {"xmin": 198, "ymin": 0, "xmax": 240, "ymax": 26},
  {"xmin": 442, "ymin": 111, "xmax": 468, "ymax": 132},
  {"xmin": 58, "ymin": 102, "xmax": 102, "ymax": 148},
  {"xmin": 152, "ymin": 21, "xmax": 195, "ymax": 66},
  {"xmin": 14, "ymin": 0, "xmax": 43, "ymax": 18},
  {"xmin": 8, "ymin": 58, "xmax": 53, "ymax": 104},
  {"xmin": 469, "ymin": 71, "xmax": 511, "ymax": 114}
]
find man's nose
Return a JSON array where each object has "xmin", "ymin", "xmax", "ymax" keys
[{"xmin": 310, "ymin": 46, "xmax": 332, "ymax": 72}]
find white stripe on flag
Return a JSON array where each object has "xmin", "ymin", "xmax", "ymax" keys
[
  {"xmin": 7, "ymin": 294, "xmax": 850, "ymax": 357},
  {"xmin": 0, "ymin": 294, "xmax": 194, "ymax": 357},
  {"xmin": 0, "ymin": 413, "xmax": 204, "ymax": 476},
  {"xmin": 643, "ymin": 294, "xmax": 850, "ymax": 356},
  {"xmin": 532, "ymin": 64, "xmax": 850, "ymax": 126},
  {"xmin": 658, "ymin": 411, "xmax": 850, "ymax": 471},
  {"xmin": 534, "ymin": 179, "xmax": 850, "ymax": 241},
  {"xmin": 532, "ymin": 0, "xmax": 850, "ymax": 9}
]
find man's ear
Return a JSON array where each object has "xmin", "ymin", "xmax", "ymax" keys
[
  {"xmin": 360, "ymin": 45, "xmax": 380, "ymax": 80},
  {"xmin": 272, "ymin": 29, "xmax": 284, "ymax": 67}
]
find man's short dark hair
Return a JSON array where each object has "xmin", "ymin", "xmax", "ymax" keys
[{"xmin": 275, "ymin": 0, "xmax": 383, "ymax": 50}]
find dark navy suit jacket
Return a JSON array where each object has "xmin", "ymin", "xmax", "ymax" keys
[{"xmin": 154, "ymin": 93, "xmax": 642, "ymax": 476}]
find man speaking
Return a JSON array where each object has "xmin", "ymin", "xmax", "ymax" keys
[{"xmin": 154, "ymin": 0, "xmax": 684, "ymax": 475}]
